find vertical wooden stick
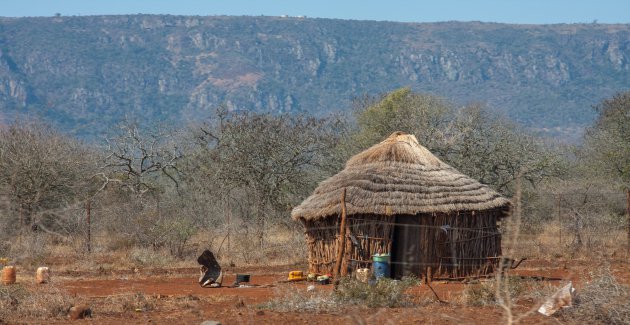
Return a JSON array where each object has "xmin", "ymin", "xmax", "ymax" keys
[
  {"xmin": 86, "ymin": 200, "xmax": 91, "ymax": 254},
  {"xmin": 626, "ymin": 188, "xmax": 630, "ymax": 253},
  {"xmin": 227, "ymin": 196, "xmax": 232, "ymax": 258},
  {"xmin": 19, "ymin": 206, "xmax": 24, "ymax": 229},
  {"xmin": 334, "ymin": 188, "xmax": 348, "ymax": 280},
  {"xmin": 557, "ymin": 194, "xmax": 562, "ymax": 246}
]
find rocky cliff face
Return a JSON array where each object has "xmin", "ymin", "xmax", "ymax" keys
[{"xmin": 0, "ymin": 15, "xmax": 628, "ymax": 139}]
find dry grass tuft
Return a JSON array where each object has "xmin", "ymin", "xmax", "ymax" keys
[
  {"xmin": 259, "ymin": 284, "xmax": 338, "ymax": 313},
  {"xmin": 0, "ymin": 284, "xmax": 74, "ymax": 321},
  {"xmin": 462, "ymin": 276, "xmax": 557, "ymax": 306},
  {"xmin": 129, "ymin": 248, "xmax": 177, "ymax": 268},
  {"xmin": 557, "ymin": 267, "xmax": 630, "ymax": 324},
  {"xmin": 88, "ymin": 293, "xmax": 220, "ymax": 317},
  {"xmin": 99, "ymin": 292, "xmax": 158, "ymax": 314},
  {"xmin": 514, "ymin": 221, "xmax": 627, "ymax": 260}
]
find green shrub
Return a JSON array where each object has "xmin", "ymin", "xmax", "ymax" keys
[
  {"xmin": 260, "ymin": 276, "xmax": 420, "ymax": 312},
  {"xmin": 334, "ymin": 276, "xmax": 419, "ymax": 308}
]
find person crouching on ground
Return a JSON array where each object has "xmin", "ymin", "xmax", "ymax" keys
[{"xmin": 197, "ymin": 249, "xmax": 223, "ymax": 288}]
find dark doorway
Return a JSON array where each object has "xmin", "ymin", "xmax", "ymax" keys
[{"xmin": 391, "ymin": 215, "xmax": 423, "ymax": 279}]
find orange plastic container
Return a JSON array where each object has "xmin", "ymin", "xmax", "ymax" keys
[{"xmin": 2, "ymin": 266, "xmax": 16, "ymax": 285}]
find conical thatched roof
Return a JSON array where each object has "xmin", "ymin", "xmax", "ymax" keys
[{"xmin": 292, "ymin": 131, "xmax": 510, "ymax": 221}]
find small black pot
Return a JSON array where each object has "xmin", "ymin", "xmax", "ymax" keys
[{"xmin": 236, "ymin": 274, "xmax": 250, "ymax": 283}]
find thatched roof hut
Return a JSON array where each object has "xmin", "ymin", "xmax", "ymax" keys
[{"xmin": 292, "ymin": 131, "xmax": 510, "ymax": 279}]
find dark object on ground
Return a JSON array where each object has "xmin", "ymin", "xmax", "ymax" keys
[
  {"xmin": 198, "ymin": 250, "xmax": 222, "ymax": 287},
  {"xmin": 236, "ymin": 274, "xmax": 250, "ymax": 283}
]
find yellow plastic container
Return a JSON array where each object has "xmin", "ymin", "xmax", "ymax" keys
[{"xmin": 288, "ymin": 270, "xmax": 305, "ymax": 281}]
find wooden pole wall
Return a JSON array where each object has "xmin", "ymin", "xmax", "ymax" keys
[{"xmin": 304, "ymin": 208, "xmax": 503, "ymax": 278}]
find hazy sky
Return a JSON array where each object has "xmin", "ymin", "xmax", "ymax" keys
[{"xmin": 2, "ymin": 0, "xmax": 629, "ymax": 24}]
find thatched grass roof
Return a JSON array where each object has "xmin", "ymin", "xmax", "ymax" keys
[{"xmin": 292, "ymin": 131, "xmax": 510, "ymax": 221}]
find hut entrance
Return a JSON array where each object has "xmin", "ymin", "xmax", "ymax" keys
[{"xmin": 391, "ymin": 215, "xmax": 424, "ymax": 279}]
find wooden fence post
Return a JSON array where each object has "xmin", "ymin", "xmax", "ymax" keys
[
  {"xmin": 86, "ymin": 200, "xmax": 92, "ymax": 254},
  {"xmin": 557, "ymin": 194, "xmax": 562, "ymax": 245},
  {"xmin": 334, "ymin": 188, "xmax": 348, "ymax": 280},
  {"xmin": 626, "ymin": 188, "xmax": 630, "ymax": 254}
]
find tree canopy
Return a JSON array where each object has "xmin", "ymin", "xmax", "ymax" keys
[{"xmin": 584, "ymin": 91, "xmax": 630, "ymax": 189}]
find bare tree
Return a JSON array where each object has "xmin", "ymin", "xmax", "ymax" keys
[
  {"xmin": 446, "ymin": 104, "xmax": 566, "ymax": 194},
  {"xmin": 91, "ymin": 120, "xmax": 187, "ymax": 250},
  {"xmin": 0, "ymin": 122, "xmax": 95, "ymax": 237},
  {"xmin": 100, "ymin": 120, "xmax": 183, "ymax": 196},
  {"xmin": 186, "ymin": 106, "xmax": 346, "ymax": 247}
]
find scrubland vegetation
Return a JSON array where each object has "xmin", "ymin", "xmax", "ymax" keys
[
  {"xmin": 2, "ymin": 88, "xmax": 628, "ymax": 264},
  {"xmin": 1, "ymin": 88, "xmax": 629, "ymax": 323}
]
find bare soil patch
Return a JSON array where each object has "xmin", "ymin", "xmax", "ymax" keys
[{"xmin": 3, "ymin": 258, "xmax": 628, "ymax": 324}]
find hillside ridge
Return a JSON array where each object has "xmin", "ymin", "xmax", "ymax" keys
[{"xmin": 1, "ymin": 15, "xmax": 629, "ymax": 139}]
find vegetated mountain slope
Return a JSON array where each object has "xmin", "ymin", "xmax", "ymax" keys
[{"xmin": 0, "ymin": 15, "xmax": 628, "ymax": 139}]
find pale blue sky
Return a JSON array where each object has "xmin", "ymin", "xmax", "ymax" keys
[{"xmin": 2, "ymin": 0, "xmax": 629, "ymax": 24}]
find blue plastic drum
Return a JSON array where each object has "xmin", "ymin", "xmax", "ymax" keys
[{"xmin": 372, "ymin": 254, "xmax": 391, "ymax": 279}]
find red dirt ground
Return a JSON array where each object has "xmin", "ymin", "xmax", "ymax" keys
[{"xmin": 10, "ymin": 258, "xmax": 630, "ymax": 324}]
